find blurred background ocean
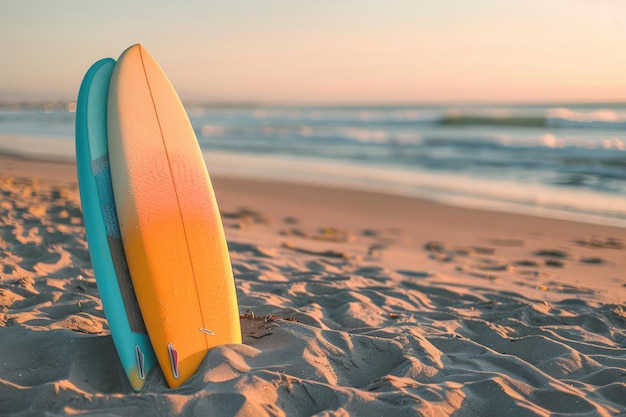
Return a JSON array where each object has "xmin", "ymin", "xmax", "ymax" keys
[{"xmin": 0, "ymin": 101, "xmax": 624, "ymax": 227}]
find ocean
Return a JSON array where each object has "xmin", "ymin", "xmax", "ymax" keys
[{"xmin": 0, "ymin": 102, "xmax": 625, "ymax": 228}]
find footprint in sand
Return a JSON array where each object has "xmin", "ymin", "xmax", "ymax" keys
[
  {"xmin": 281, "ymin": 241, "xmax": 355, "ymax": 260},
  {"xmin": 579, "ymin": 257, "xmax": 609, "ymax": 265},
  {"xmin": 533, "ymin": 248, "xmax": 611, "ymax": 267},
  {"xmin": 533, "ymin": 249, "xmax": 569, "ymax": 259},
  {"xmin": 574, "ymin": 237, "xmax": 624, "ymax": 250},
  {"xmin": 424, "ymin": 241, "xmax": 495, "ymax": 257},
  {"xmin": 280, "ymin": 227, "xmax": 354, "ymax": 243},
  {"xmin": 424, "ymin": 241, "xmax": 496, "ymax": 265},
  {"xmin": 222, "ymin": 207, "xmax": 271, "ymax": 229}
]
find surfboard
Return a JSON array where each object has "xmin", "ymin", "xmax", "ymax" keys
[
  {"xmin": 107, "ymin": 44, "xmax": 242, "ymax": 388},
  {"xmin": 75, "ymin": 58, "xmax": 157, "ymax": 391}
]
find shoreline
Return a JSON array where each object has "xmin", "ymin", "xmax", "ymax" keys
[{"xmin": 1, "ymin": 151, "xmax": 624, "ymax": 236}]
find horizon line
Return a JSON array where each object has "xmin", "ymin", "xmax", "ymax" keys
[{"xmin": 2, "ymin": 98, "xmax": 626, "ymax": 109}]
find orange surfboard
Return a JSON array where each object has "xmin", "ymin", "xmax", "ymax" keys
[{"xmin": 107, "ymin": 44, "xmax": 241, "ymax": 388}]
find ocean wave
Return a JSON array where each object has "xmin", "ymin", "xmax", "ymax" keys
[
  {"xmin": 441, "ymin": 108, "xmax": 626, "ymax": 129},
  {"xmin": 547, "ymin": 108, "xmax": 626, "ymax": 129},
  {"xmin": 197, "ymin": 121, "xmax": 626, "ymax": 158},
  {"xmin": 190, "ymin": 106, "xmax": 626, "ymax": 131},
  {"xmin": 441, "ymin": 114, "xmax": 546, "ymax": 127}
]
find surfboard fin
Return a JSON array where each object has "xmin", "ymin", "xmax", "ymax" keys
[
  {"xmin": 167, "ymin": 343, "xmax": 180, "ymax": 379},
  {"xmin": 135, "ymin": 345, "xmax": 146, "ymax": 380}
]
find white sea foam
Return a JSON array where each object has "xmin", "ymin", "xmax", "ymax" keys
[{"xmin": 547, "ymin": 107, "xmax": 626, "ymax": 128}]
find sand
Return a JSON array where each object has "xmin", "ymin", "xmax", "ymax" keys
[{"xmin": 0, "ymin": 153, "xmax": 624, "ymax": 416}]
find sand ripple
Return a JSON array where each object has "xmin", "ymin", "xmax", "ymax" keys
[{"xmin": 0, "ymin": 175, "xmax": 624, "ymax": 416}]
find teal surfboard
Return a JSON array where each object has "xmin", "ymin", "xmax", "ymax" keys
[{"xmin": 75, "ymin": 58, "xmax": 156, "ymax": 391}]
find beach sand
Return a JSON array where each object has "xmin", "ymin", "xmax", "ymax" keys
[{"xmin": 0, "ymin": 153, "xmax": 624, "ymax": 416}]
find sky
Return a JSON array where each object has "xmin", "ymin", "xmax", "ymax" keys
[{"xmin": 2, "ymin": 0, "xmax": 626, "ymax": 104}]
